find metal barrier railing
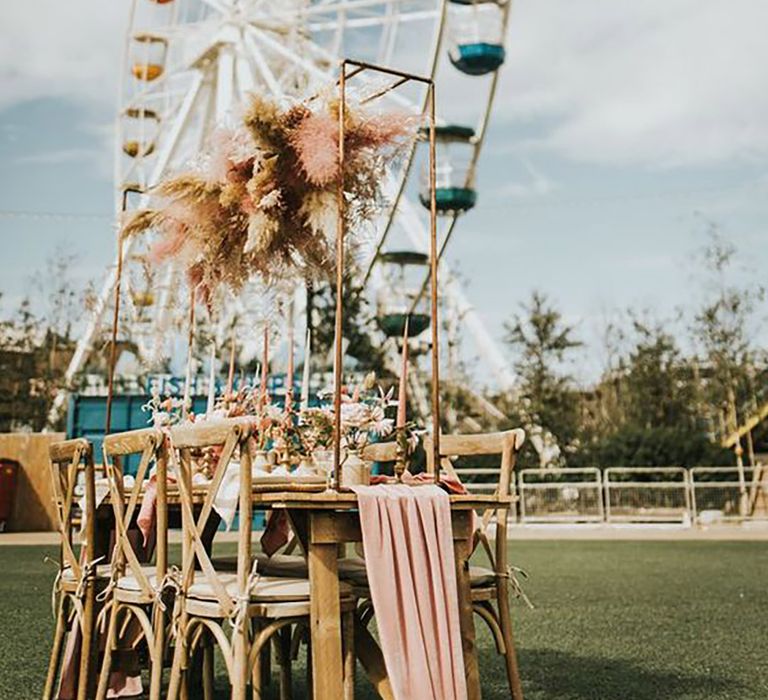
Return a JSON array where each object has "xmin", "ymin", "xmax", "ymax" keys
[
  {"xmin": 690, "ymin": 466, "xmax": 768, "ymax": 524},
  {"xmin": 604, "ymin": 467, "xmax": 691, "ymax": 523},
  {"xmin": 518, "ymin": 468, "xmax": 603, "ymax": 523},
  {"xmin": 512, "ymin": 466, "xmax": 768, "ymax": 526}
]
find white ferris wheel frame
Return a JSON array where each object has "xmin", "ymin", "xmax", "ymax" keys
[{"xmin": 48, "ymin": 0, "xmax": 515, "ymax": 428}]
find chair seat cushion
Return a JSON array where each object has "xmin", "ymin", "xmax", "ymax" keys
[
  {"xmin": 187, "ymin": 573, "xmax": 351, "ymax": 603},
  {"xmin": 115, "ymin": 566, "xmax": 163, "ymax": 592},
  {"xmin": 251, "ymin": 556, "xmax": 494, "ymax": 588},
  {"xmin": 469, "ymin": 566, "xmax": 497, "ymax": 588},
  {"xmin": 61, "ymin": 564, "xmax": 111, "ymax": 583},
  {"xmin": 255, "ymin": 554, "xmax": 370, "ymax": 585}
]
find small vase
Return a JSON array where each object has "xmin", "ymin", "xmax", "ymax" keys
[
  {"xmin": 312, "ymin": 450, "xmax": 334, "ymax": 476},
  {"xmin": 253, "ymin": 450, "xmax": 271, "ymax": 475},
  {"xmin": 340, "ymin": 449, "xmax": 371, "ymax": 487},
  {"xmin": 296, "ymin": 457, "xmax": 316, "ymax": 476}
]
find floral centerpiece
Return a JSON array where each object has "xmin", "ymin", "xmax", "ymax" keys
[
  {"xmin": 299, "ymin": 373, "xmax": 397, "ymax": 474},
  {"xmin": 141, "ymin": 391, "xmax": 187, "ymax": 428},
  {"xmin": 121, "ymin": 94, "xmax": 416, "ymax": 305}
]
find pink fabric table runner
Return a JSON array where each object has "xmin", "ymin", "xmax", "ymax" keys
[{"xmin": 351, "ymin": 484, "xmax": 468, "ymax": 700}]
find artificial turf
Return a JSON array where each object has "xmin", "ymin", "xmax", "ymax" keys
[{"xmin": 1, "ymin": 540, "xmax": 767, "ymax": 699}]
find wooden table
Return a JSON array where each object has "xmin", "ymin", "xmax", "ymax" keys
[
  {"xmin": 251, "ymin": 490, "xmax": 513, "ymax": 700},
  {"xmin": 104, "ymin": 485, "xmax": 511, "ymax": 699}
]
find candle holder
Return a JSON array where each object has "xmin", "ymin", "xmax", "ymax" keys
[{"xmin": 394, "ymin": 425, "xmax": 412, "ymax": 481}]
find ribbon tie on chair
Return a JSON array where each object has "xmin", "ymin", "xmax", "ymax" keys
[
  {"xmin": 497, "ymin": 565, "xmax": 534, "ymax": 610},
  {"xmin": 229, "ymin": 559, "xmax": 261, "ymax": 634},
  {"xmin": 155, "ymin": 566, "xmax": 182, "ymax": 613},
  {"xmin": 44, "ymin": 556, "xmax": 63, "ymax": 621},
  {"xmin": 74, "ymin": 556, "xmax": 105, "ymax": 601}
]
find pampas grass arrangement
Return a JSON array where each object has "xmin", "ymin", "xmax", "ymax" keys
[{"xmin": 122, "ymin": 94, "xmax": 416, "ymax": 303}]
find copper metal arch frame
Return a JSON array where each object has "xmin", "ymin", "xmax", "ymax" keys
[{"xmin": 333, "ymin": 58, "xmax": 440, "ymax": 489}]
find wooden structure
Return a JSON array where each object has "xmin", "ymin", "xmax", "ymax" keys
[{"xmin": 0, "ymin": 432, "xmax": 64, "ymax": 531}]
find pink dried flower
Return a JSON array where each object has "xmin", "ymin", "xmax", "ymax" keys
[{"xmin": 290, "ymin": 111, "xmax": 339, "ymax": 186}]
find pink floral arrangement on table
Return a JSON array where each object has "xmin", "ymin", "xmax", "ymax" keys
[
  {"xmin": 307, "ymin": 373, "xmax": 396, "ymax": 452},
  {"xmin": 120, "ymin": 93, "xmax": 417, "ymax": 305},
  {"xmin": 141, "ymin": 391, "xmax": 188, "ymax": 428}
]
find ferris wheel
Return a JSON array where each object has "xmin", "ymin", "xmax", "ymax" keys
[{"xmin": 51, "ymin": 0, "xmax": 516, "ymax": 426}]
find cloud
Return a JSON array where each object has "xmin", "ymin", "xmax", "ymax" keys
[
  {"xmin": 493, "ymin": 0, "xmax": 768, "ymax": 167},
  {"xmin": 15, "ymin": 147, "xmax": 103, "ymax": 165},
  {"xmin": 0, "ymin": 3, "xmax": 127, "ymax": 111},
  {"xmin": 489, "ymin": 160, "xmax": 556, "ymax": 199},
  {"xmin": 2, "ymin": 1, "xmax": 767, "ymax": 173}
]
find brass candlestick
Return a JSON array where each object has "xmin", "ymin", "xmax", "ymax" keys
[{"xmin": 394, "ymin": 425, "xmax": 410, "ymax": 481}]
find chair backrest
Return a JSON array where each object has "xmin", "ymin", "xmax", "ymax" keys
[
  {"xmin": 423, "ymin": 430, "xmax": 525, "ymax": 573},
  {"xmin": 103, "ymin": 428, "xmax": 167, "ymax": 597},
  {"xmin": 168, "ymin": 419, "xmax": 253, "ymax": 618},
  {"xmin": 49, "ymin": 438, "xmax": 96, "ymax": 577},
  {"xmin": 361, "ymin": 441, "xmax": 399, "ymax": 463}
]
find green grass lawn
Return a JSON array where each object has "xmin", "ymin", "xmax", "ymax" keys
[{"xmin": 2, "ymin": 541, "xmax": 767, "ymax": 699}]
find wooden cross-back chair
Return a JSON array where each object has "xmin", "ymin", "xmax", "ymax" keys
[
  {"xmin": 44, "ymin": 438, "xmax": 101, "ymax": 700},
  {"xmin": 424, "ymin": 429, "xmax": 526, "ymax": 700},
  {"xmin": 96, "ymin": 427, "xmax": 169, "ymax": 700},
  {"xmin": 165, "ymin": 418, "xmax": 356, "ymax": 700}
]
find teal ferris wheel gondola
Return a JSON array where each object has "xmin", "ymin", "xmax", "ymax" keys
[
  {"xmin": 450, "ymin": 42, "xmax": 506, "ymax": 76},
  {"xmin": 448, "ymin": 0, "xmax": 506, "ymax": 76},
  {"xmin": 419, "ymin": 124, "xmax": 477, "ymax": 213}
]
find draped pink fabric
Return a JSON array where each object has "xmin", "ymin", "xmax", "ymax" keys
[
  {"xmin": 351, "ymin": 484, "xmax": 468, "ymax": 700},
  {"xmin": 137, "ymin": 477, "xmax": 157, "ymax": 546}
]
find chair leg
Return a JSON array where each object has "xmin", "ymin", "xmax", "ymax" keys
[
  {"xmin": 277, "ymin": 625, "xmax": 292, "ymax": 700},
  {"xmin": 202, "ymin": 632, "xmax": 215, "ymax": 700},
  {"xmin": 96, "ymin": 602, "xmax": 120, "ymax": 700},
  {"xmin": 149, "ymin": 603, "xmax": 166, "ymax": 700},
  {"xmin": 251, "ymin": 639, "xmax": 263, "ymax": 700},
  {"xmin": 496, "ymin": 584, "xmax": 524, "ymax": 700},
  {"xmin": 77, "ymin": 584, "xmax": 96, "ymax": 700},
  {"xmin": 166, "ymin": 615, "xmax": 187, "ymax": 700},
  {"xmin": 342, "ymin": 611, "xmax": 355, "ymax": 700},
  {"xmin": 43, "ymin": 593, "xmax": 69, "ymax": 700},
  {"xmin": 305, "ymin": 637, "xmax": 312, "ymax": 694},
  {"xmin": 262, "ymin": 636, "xmax": 272, "ymax": 689},
  {"xmin": 232, "ymin": 620, "xmax": 249, "ymax": 700}
]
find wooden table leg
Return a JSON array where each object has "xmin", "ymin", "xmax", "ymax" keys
[
  {"xmin": 308, "ymin": 512, "xmax": 345, "ymax": 699},
  {"xmin": 354, "ymin": 618, "xmax": 394, "ymax": 700},
  {"xmin": 454, "ymin": 512, "xmax": 482, "ymax": 700}
]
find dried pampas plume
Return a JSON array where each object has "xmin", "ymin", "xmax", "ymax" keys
[{"xmin": 120, "ymin": 92, "xmax": 418, "ymax": 300}]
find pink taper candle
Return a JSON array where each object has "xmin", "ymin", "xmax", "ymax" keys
[
  {"xmin": 396, "ymin": 317, "xmax": 409, "ymax": 428},
  {"xmin": 226, "ymin": 333, "xmax": 236, "ymax": 396},
  {"xmin": 206, "ymin": 341, "xmax": 216, "ymax": 415},
  {"xmin": 300, "ymin": 329, "xmax": 311, "ymax": 410},
  {"xmin": 286, "ymin": 301, "xmax": 295, "ymax": 411},
  {"xmin": 259, "ymin": 323, "xmax": 269, "ymax": 410}
]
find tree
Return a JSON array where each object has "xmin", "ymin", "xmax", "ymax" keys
[
  {"xmin": 0, "ymin": 253, "xmax": 84, "ymax": 431},
  {"xmin": 504, "ymin": 291, "xmax": 583, "ymax": 463},
  {"xmin": 309, "ymin": 274, "xmax": 388, "ymax": 375},
  {"xmin": 620, "ymin": 317, "xmax": 699, "ymax": 431},
  {"xmin": 691, "ymin": 225, "xmax": 765, "ymax": 438}
]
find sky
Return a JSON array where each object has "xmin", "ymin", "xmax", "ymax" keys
[{"xmin": 0, "ymin": 0, "xmax": 767, "ymax": 384}]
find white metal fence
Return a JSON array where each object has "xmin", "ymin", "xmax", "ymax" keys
[
  {"xmin": 604, "ymin": 467, "xmax": 691, "ymax": 524},
  {"xmin": 690, "ymin": 466, "xmax": 768, "ymax": 524},
  {"xmin": 513, "ymin": 466, "xmax": 768, "ymax": 526},
  {"xmin": 518, "ymin": 468, "xmax": 603, "ymax": 523}
]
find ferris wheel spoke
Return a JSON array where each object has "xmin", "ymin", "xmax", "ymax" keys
[
  {"xmin": 199, "ymin": 0, "xmax": 233, "ymax": 16},
  {"xmin": 245, "ymin": 25, "xmax": 332, "ymax": 87},
  {"xmin": 146, "ymin": 70, "xmax": 207, "ymax": 187},
  {"xmin": 308, "ymin": 10, "xmax": 438, "ymax": 31},
  {"xmin": 294, "ymin": 35, "xmax": 422, "ymax": 113},
  {"xmin": 290, "ymin": 0, "xmax": 433, "ymax": 18},
  {"xmin": 242, "ymin": 31, "xmax": 285, "ymax": 97}
]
